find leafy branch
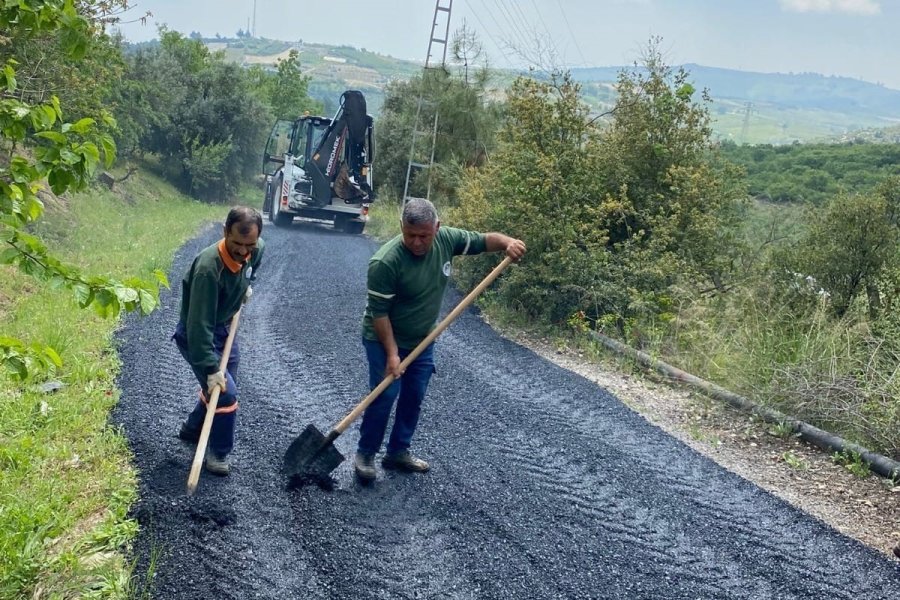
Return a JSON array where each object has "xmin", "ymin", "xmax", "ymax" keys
[{"xmin": 0, "ymin": 0, "xmax": 166, "ymax": 379}]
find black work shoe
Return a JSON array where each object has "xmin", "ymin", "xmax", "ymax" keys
[
  {"xmin": 178, "ymin": 422, "xmax": 200, "ymax": 444},
  {"xmin": 893, "ymin": 543, "xmax": 900, "ymax": 560},
  {"xmin": 353, "ymin": 452, "xmax": 376, "ymax": 482},
  {"xmin": 382, "ymin": 451, "xmax": 430, "ymax": 473},
  {"xmin": 205, "ymin": 452, "xmax": 231, "ymax": 476}
]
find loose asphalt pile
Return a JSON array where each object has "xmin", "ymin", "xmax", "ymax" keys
[{"xmin": 114, "ymin": 220, "xmax": 900, "ymax": 599}]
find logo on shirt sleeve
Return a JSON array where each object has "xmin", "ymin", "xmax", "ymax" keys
[{"xmin": 442, "ymin": 261, "xmax": 452, "ymax": 277}]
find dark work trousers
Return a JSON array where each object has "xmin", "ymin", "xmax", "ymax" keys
[
  {"xmin": 357, "ymin": 338, "xmax": 436, "ymax": 457},
  {"xmin": 172, "ymin": 321, "xmax": 240, "ymax": 457}
]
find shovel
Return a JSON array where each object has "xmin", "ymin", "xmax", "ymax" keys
[
  {"xmin": 284, "ymin": 256, "xmax": 514, "ymax": 484},
  {"xmin": 187, "ymin": 308, "xmax": 242, "ymax": 496}
]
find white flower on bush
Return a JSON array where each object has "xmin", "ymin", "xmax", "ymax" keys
[{"xmin": 783, "ymin": 269, "xmax": 831, "ymax": 300}]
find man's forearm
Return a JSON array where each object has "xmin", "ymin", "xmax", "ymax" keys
[
  {"xmin": 484, "ymin": 232, "xmax": 527, "ymax": 261},
  {"xmin": 484, "ymin": 232, "xmax": 514, "ymax": 253},
  {"xmin": 373, "ymin": 317, "xmax": 399, "ymax": 358}
]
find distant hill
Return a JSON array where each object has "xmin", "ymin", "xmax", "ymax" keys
[
  {"xmin": 571, "ymin": 64, "xmax": 900, "ymax": 144},
  {"xmin": 200, "ymin": 37, "xmax": 420, "ymax": 115},
  {"xmin": 571, "ymin": 64, "xmax": 900, "ymax": 112},
  {"xmin": 200, "ymin": 37, "xmax": 900, "ymax": 145}
]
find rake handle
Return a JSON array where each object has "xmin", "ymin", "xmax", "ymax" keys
[
  {"xmin": 187, "ymin": 308, "xmax": 242, "ymax": 496},
  {"xmin": 333, "ymin": 256, "xmax": 513, "ymax": 435}
]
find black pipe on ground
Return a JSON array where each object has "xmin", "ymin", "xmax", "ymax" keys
[{"xmin": 589, "ymin": 331, "xmax": 900, "ymax": 481}]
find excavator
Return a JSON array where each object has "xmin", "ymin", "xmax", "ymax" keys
[{"xmin": 261, "ymin": 90, "xmax": 374, "ymax": 233}]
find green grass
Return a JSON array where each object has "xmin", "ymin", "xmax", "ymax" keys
[
  {"xmin": 0, "ymin": 168, "xmax": 221, "ymax": 598},
  {"xmin": 365, "ymin": 193, "xmax": 403, "ymax": 241}
]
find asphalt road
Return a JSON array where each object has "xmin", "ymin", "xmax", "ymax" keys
[{"xmin": 114, "ymin": 219, "xmax": 900, "ymax": 599}]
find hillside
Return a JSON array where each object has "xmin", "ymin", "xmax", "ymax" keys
[
  {"xmin": 571, "ymin": 64, "xmax": 900, "ymax": 144},
  {"xmin": 209, "ymin": 37, "xmax": 900, "ymax": 144},
  {"xmin": 206, "ymin": 37, "xmax": 421, "ymax": 115}
]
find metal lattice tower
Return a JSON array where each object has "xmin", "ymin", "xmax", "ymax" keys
[
  {"xmin": 402, "ymin": 0, "xmax": 453, "ymax": 204},
  {"xmin": 740, "ymin": 101, "xmax": 753, "ymax": 145}
]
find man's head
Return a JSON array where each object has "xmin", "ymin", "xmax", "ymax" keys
[
  {"xmin": 223, "ymin": 206, "xmax": 262, "ymax": 261},
  {"xmin": 400, "ymin": 198, "xmax": 439, "ymax": 257}
]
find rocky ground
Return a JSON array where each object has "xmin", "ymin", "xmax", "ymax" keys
[{"xmin": 499, "ymin": 329, "xmax": 900, "ymax": 559}]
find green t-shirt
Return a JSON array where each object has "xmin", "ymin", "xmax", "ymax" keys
[
  {"xmin": 179, "ymin": 238, "xmax": 265, "ymax": 374},
  {"xmin": 362, "ymin": 226, "xmax": 486, "ymax": 349}
]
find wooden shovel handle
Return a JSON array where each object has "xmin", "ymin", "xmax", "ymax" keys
[
  {"xmin": 333, "ymin": 256, "xmax": 514, "ymax": 434},
  {"xmin": 187, "ymin": 308, "xmax": 242, "ymax": 495}
]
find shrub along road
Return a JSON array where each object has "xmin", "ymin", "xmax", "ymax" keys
[{"xmin": 115, "ymin": 221, "xmax": 900, "ymax": 599}]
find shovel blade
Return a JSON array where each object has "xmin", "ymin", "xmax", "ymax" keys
[{"xmin": 283, "ymin": 423, "xmax": 345, "ymax": 479}]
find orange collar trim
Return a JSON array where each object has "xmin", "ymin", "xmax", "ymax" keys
[{"xmin": 218, "ymin": 239, "xmax": 248, "ymax": 274}]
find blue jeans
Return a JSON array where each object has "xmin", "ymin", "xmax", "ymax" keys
[
  {"xmin": 357, "ymin": 338, "xmax": 436, "ymax": 457},
  {"xmin": 172, "ymin": 321, "xmax": 239, "ymax": 457}
]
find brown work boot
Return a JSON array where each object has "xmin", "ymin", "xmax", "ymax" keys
[
  {"xmin": 353, "ymin": 452, "xmax": 376, "ymax": 482},
  {"xmin": 205, "ymin": 452, "xmax": 231, "ymax": 476},
  {"xmin": 382, "ymin": 450, "xmax": 430, "ymax": 473}
]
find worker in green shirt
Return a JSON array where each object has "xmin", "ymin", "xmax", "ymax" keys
[
  {"xmin": 354, "ymin": 198, "xmax": 526, "ymax": 482},
  {"xmin": 173, "ymin": 206, "xmax": 264, "ymax": 476}
]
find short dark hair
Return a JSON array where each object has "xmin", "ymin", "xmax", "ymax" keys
[
  {"xmin": 225, "ymin": 206, "xmax": 262, "ymax": 236},
  {"xmin": 401, "ymin": 198, "xmax": 438, "ymax": 226}
]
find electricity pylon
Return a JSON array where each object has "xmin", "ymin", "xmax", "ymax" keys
[{"xmin": 402, "ymin": 0, "xmax": 453, "ymax": 204}]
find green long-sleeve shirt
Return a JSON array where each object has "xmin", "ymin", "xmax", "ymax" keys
[
  {"xmin": 362, "ymin": 226, "xmax": 486, "ymax": 349},
  {"xmin": 179, "ymin": 238, "xmax": 264, "ymax": 374}
]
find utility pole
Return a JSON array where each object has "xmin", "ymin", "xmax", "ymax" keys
[
  {"xmin": 740, "ymin": 101, "xmax": 753, "ymax": 145},
  {"xmin": 252, "ymin": 0, "xmax": 257, "ymax": 37},
  {"xmin": 402, "ymin": 0, "xmax": 453, "ymax": 204}
]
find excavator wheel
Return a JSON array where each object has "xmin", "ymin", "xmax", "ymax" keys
[
  {"xmin": 344, "ymin": 221, "xmax": 365, "ymax": 235},
  {"xmin": 262, "ymin": 178, "xmax": 273, "ymax": 216},
  {"xmin": 335, "ymin": 214, "xmax": 365, "ymax": 235},
  {"xmin": 270, "ymin": 175, "xmax": 293, "ymax": 228}
]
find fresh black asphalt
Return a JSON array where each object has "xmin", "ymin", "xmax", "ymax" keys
[{"xmin": 114, "ymin": 220, "xmax": 900, "ymax": 599}]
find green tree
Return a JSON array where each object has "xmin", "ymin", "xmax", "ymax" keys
[
  {"xmin": 265, "ymin": 49, "xmax": 321, "ymax": 120},
  {"xmin": 598, "ymin": 39, "xmax": 747, "ymax": 301},
  {"xmin": 118, "ymin": 29, "xmax": 271, "ymax": 199},
  {"xmin": 450, "ymin": 20, "xmax": 488, "ymax": 87},
  {"xmin": 1, "ymin": 0, "xmax": 165, "ymax": 378},
  {"xmin": 455, "ymin": 73, "xmax": 611, "ymax": 322},
  {"xmin": 376, "ymin": 69, "xmax": 502, "ymax": 203},
  {"xmin": 786, "ymin": 176, "xmax": 900, "ymax": 319},
  {"xmin": 455, "ymin": 41, "xmax": 745, "ymax": 332},
  {"xmin": 375, "ymin": 28, "xmax": 502, "ymax": 204}
]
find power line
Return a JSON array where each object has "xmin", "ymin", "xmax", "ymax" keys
[
  {"xmin": 460, "ymin": 0, "xmax": 516, "ymax": 68},
  {"xmin": 493, "ymin": 0, "xmax": 537, "ymax": 54},
  {"xmin": 528, "ymin": 0, "xmax": 555, "ymax": 42},
  {"xmin": 501, "ymin": 0, "xmax": 537, "ymax": 44},
  {"xmin": 466, "ymin": 0, "xmax": 515, "ymax": 68},
  {"xmin": 555, "ymin": 0, "xmax": 588, "ymax": 66}
]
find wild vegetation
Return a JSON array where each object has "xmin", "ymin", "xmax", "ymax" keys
[
  {"xmin": 0, "ymin": 173, "xmax": 221, "ymax": 597},
  {"xmin": 4, "ymin": 2, "xmax": 900, "ymax": 596},
  {"xmin": 115, "ymin": 29, "xmax": 322, "ymax": 199},
  {"xmin": 721, "ymin": 141, "xmax": 900, "ymax": 204}
]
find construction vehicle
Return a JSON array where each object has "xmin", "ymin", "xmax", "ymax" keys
[{"xmin": 261, "ymin": 90, "xmax": 374, "ymax": 233}]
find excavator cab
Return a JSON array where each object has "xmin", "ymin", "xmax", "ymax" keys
[
  {"xmin": 262, "ymin": 91, "xmax": 375, "ymax": 233},
  {"xmin": 262, "ymin": 119, "xmax": 293, "ymax": 175}
]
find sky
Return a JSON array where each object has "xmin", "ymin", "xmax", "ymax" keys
[{"xmin": 113, "ymin": 0, "xmax": 900, "ymax": 89}]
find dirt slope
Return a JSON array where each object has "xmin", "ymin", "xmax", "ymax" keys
[{"xmin": 114, "ymin": 221, "xmax": 900, "ymax": 599}]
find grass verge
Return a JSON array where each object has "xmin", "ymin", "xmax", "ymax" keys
[
  {"xmin": 0, "ymin": 168, "xmax": 221, "ymax": 599},
  {"xmin": 364, "ymin": 192, "xmax": 402, "ymax": 241}
]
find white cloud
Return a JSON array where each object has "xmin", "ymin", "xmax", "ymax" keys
[{"xmin": 778, "ymin": 0, "xmax": 881, "ymax": 15}]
